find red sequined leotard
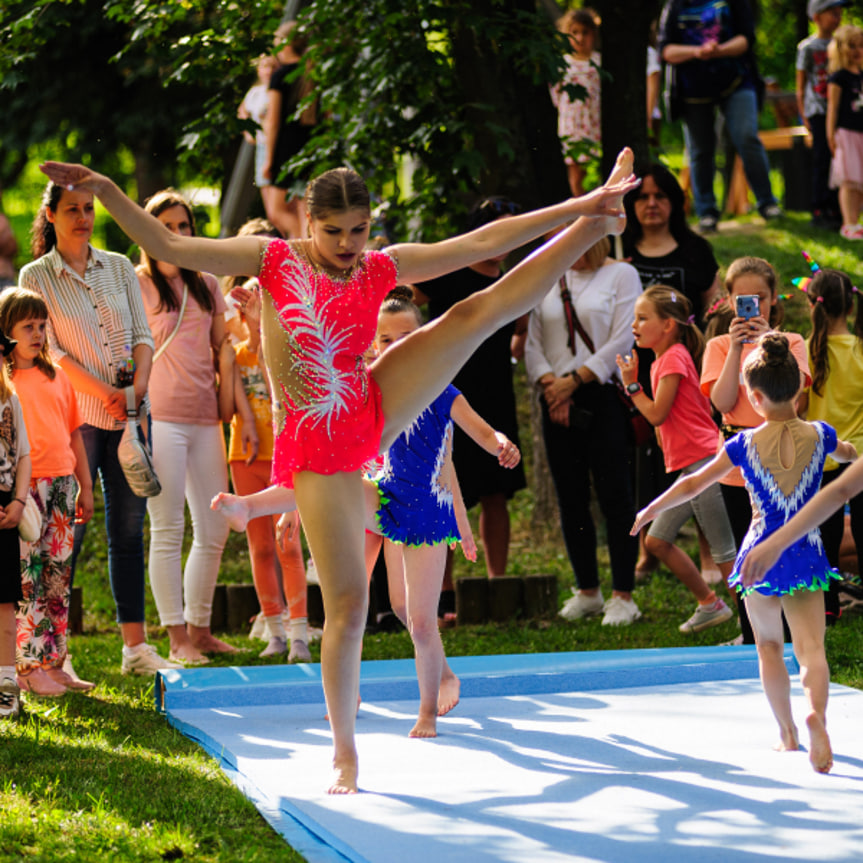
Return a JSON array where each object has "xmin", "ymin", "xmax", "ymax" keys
[{"xmin": 258, "ymin": 239, "xmax": 398, "ymax": 487}]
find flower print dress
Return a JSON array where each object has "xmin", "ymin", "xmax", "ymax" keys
[{"xmin": 550, "ymin": 51, "xmax": 602, "ymax": 165}]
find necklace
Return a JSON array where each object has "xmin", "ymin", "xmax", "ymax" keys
[{"xmin": 295, "ymin": 240, "xmax": 362, "ymax": 283}]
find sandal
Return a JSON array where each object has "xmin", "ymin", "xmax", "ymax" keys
[
  {"xmin": 839, "ymin": 224, "xmax": 863, "ymax": 240},
  {"xmin": 17, "ymin": 667, "xmax": 66, "ymax": 697}
]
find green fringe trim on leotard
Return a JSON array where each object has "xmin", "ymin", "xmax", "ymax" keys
[
  {"xmin": 735, "ymin": 566, "xmax": 842, "ymax": 599},
  {"xmin": 371, "ymin": 478, "xmax": 459, "ymax": 548}
]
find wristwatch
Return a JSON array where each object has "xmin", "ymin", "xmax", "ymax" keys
[{"xmin": 626, "ymin": 382, "xmax": 642, "ymax": 395}]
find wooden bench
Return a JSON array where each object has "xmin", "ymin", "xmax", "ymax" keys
[{"xmin": 725, "ymin": 125, "xmax": 812, "ymax": 215}]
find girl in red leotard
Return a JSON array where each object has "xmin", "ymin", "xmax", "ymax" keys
[{"xmin": 40, "ymin": 151, "xmax": 638, "ymax": 794}]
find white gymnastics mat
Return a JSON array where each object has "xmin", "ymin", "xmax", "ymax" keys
[{"xmin": 156, "ymin": 647, "xmax": 863, "ymax": 863}]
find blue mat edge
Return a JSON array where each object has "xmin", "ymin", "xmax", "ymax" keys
[
  {"xmin": 158, "ymin": 645, "xmax": 798, "ymax": 863},
  {"xmin": 155, "ymin": 645, "xmax": 799, "ymax": 713}
]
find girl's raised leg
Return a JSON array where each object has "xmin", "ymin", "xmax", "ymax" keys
[
  {"xmin": 211, "ymin": 485, "xmax": 296, "ymax": 532},
  {"xmin": 746, "ymin": 592, "xmax": 799, "ymax": 752},
  {"xmin": 782, "ymin": 590, "xmax": 832, "ymax": 773},
  {"xmin": 373, "ymin": 149, "xmax": 634, "ymax": 447},
  {"xmin": 293, "ymin": 470, "xmax": 369, "ymax": 794}
]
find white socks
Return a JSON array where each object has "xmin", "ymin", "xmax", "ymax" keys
[
  {"xmin": 263, "ymin": 614, "xmax": 287, "ymax": 641},
  {"xmin": 289, "ymin": 617, "xmax": 308, "ymax": 644}
]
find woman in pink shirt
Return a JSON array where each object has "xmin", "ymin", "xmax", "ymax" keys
[{"xmin": 136, "ymin": 190, "xmax": 241, "ymax": 665}]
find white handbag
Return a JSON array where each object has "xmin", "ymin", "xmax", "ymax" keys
[
  {"xmin": 17, "ymin": 493, "xmax": 42, "ymax": 543},
  {"xmin": 116, "ymin": 284, "xmax": 187, "ymax": 498},
  {"xmin": 117, "ymin": 387, "xmax": 161, "ymax": 498}
]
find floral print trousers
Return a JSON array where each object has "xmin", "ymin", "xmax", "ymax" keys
[{"xmin": 16, "ymin": 475, "xmax": 77, "ymax": 670}]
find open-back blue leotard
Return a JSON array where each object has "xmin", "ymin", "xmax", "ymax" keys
[{"xmin": 727, "ymin": 419, "xmax": 841, "ymax": 597}]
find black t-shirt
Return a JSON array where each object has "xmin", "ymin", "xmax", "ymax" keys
[
  {"xmin": 624, "ymin": 233, "xmax": 719, "ymax": 328},
  {"xmin": 828, "ymin": 68, "xmax": 863, "ymax": 133}
]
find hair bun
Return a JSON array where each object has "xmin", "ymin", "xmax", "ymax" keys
[
  {"xmin": 385, "ymin": 285, "xmax": 413, "ymax": 303},
  {"xmin": 760, "ymin": 332, "xmax": 789, "ymax": 365}
]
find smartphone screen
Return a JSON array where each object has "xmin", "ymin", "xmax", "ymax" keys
[{"xmin": 735, "ymin": 295, "xmax": 760, "ymax": 321}]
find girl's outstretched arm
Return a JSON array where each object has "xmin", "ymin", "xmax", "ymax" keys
[
  {"xmin": 616, "ymin": 352, "xmax": 681, "ymax": 427},
  {"xmin": 39, "ymin": 162, "xmax": 263, "ymax": 277},
  {"xmin": 632, "ymin": 451, "xmax": 733, "ymax": 535},
  {"xmin": 741, "ymin": 452, "xmax": 863, "ymax": 584},
  {"xmin": 450, "ymin": 395, "xmax": 521, "ymax": 468},
  {"xmin": 392, "ymin": 149, "xmax": 639, "ymax": 285}
]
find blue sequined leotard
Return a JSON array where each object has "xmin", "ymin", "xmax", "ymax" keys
[
  {"xmin": 373, "ymin": 385, "xmax": 461, "ymax": 546},
  {"xmin": 727, "ymin": 419, "xmax": 841, "ymax": 597}
]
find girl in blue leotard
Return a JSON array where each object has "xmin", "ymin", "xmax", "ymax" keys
[
  {"xmin": 369, "ymin": 287, "xmax": 520, "ymax": 738},
  {"xmin": 633, "ymin": 332, "xmax": 857, "ymax": 774}
]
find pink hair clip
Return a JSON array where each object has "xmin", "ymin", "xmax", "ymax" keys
[{"xmin": 686, "ymin": 314, "xmax": 695, "ymax": 324}]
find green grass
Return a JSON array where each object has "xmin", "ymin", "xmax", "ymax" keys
[{"xmin": 4, "ymin": 173, "xmax": 863, "ymax": 861}]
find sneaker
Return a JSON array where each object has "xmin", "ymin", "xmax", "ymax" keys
[
  {"xmin": 558, "ymin": 589, "xmax": 605, "ymax": 621},
  {"xmin": 601, "ymin": 596, "xmax": 642, "ymax": 626},
  {"xmin": 697, "ymin": 214, "xmax": 718, "ymax": 234},
  {"xmin": 248, "ymin": 613, "xmax": 266, "ymax": 641},
  {"xmin": 288, "ymin": 639, "xmax": 312, "ymax": 663},
  {"xmin": 121, "ymin": 643, "xmax": 184, "ymax": 676},
  {"xmin": 0, "ymin": 677, "xmax": 20, "ymax": 719},
  {"xmin": 759, "ymin": 203, "xmax": 783, "ymax": 220},
  {"xmin": 259, "ymin": 636, "xmax": 287, "ymax": 658},
  {"xmin": 839, "ymin": 224, "xmax": 863, "ymax": 240},
  {"xmin": 679, "ymin": 599, "xmax": 734, "ymax": 633}
]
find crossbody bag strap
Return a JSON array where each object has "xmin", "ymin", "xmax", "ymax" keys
[
  {"xmin": 559, "ymin": 276, "xmax": 595, "ymax": 355},
  {"xmin": 152, "ymin": 284, "xmax": 189, "ymax": 362}
]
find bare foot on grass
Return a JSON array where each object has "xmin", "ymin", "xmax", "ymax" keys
[
  {"xmin": 438, "ymin": 673, "xmax": 460, "ymax": 716},
  {"xmin": 409, "ymin": 712, "xmax": 438, "ymax": 738},
  {"xmin": 806, "ymin": 713, "xmax": 833, "ymax": 774},
  {"xmin": 329, "ymin": 757, "xmax": 359, "ymax": 794},
  {"xmin": 168, "ymin": 645, "xmax": 209, "ymax": 665},
  {"xmin": 210, "ymin": 492, "xmax": 250, "ymax": 532},
  {"xmin": 188, "ymin": 628, "xmax": 239, "ymax": 655}
]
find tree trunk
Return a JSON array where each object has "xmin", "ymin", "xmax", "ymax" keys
[
  {"xmin": 594, "ymin": 0, "xmax": 661, "ymax": 176},
  {"xmin": 449, "ymin": 0, "xmax": 569, "ymax": 209}
]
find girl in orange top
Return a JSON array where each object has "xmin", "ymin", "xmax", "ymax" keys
[
  {"xmin": 0, "ymin": 288, "xmax": 93, "ymax": 696},
  {"xmin": 700, "ymin": 257, "xmax": 811, "ymax": 643}
]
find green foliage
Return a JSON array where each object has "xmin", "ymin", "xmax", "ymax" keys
[
  {"xmin": 0, "ymin": 0, "xmax": 282, "ymax": 189},
  {"xmin": 295, "ymin": 0, "xmax": 567, "ymax": 240}
]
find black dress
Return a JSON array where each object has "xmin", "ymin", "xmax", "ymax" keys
[{"xmin": 417, "ymin": 268, "xmax": 526, "ymax": 509}]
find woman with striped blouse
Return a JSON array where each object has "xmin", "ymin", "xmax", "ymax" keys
[{"xmin": 19, "ymin": 182, "xmax": 181, "ymax": 678}]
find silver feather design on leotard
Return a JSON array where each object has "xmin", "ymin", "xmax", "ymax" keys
[{"xmin": 270, "ymin": 254, "xmax": 360, "ymax": 434}]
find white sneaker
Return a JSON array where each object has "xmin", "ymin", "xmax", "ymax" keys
[
  {"xmin": 248, "ymin": 613, "xmax": 266, "ymax": 641},
  {"xmin": 679, "ymin": 599, "xmax": 733, "ymax": 633},
  {"xmin": 558, "ymin": 590, "xmax": 605, "ymax": 621},
  {"xmin": 0, "ymin": 677, "xmax": 20, "ymax": 719},
  {"xmin": 306, "ymin": 557, "xmax": 319, "ymax": 585},
  {"xmin": 601, "ymin": 596, "xmax": 642, "ymax": 626},
  {"xmin": 121, "ymin": 643, "xmax": 184, "ymax": 676}
]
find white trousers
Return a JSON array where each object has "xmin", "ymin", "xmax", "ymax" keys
[{"xmin": 147, "ymin": 421, "xmax": 229, "ymax": 627}]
